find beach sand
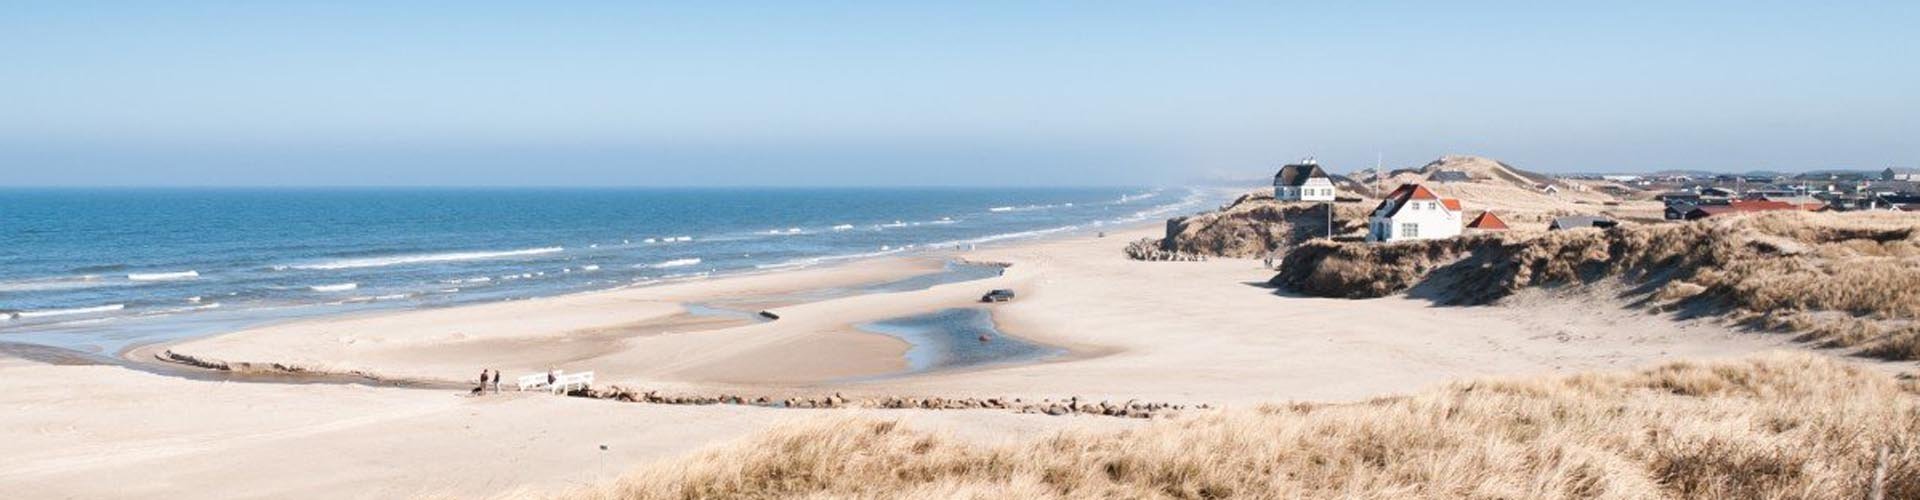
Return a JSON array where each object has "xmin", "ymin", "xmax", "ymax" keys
[{"xmin": 0, "ymin": 224, "xmax": 1814, "ymax": 498}]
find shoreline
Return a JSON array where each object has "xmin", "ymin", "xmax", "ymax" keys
[{"xmin": 115, "ymin": 237, "xmax": 1106, "ymax": 390}]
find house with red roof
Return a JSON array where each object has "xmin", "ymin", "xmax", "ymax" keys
[
  {"xmin": 1367, "ymin": 183, "xmax": 1463, "ymax": 242},
  {"xmin": 1466, "ymin": 211, "xmax": 1509, "ymax": 232}
]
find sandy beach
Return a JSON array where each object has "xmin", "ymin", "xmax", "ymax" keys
[{"xmin": 0, "ymin": 223, "xmax": 1818, "ymax": 498}]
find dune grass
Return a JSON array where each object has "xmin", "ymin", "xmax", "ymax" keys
[
  {"xmin": 1273, "ymin": 211, "xmax": 1920, "ymax": 359},
  {"xmin": 566, "ymin": 353, "xmax": 1917, "ymax": 499}
]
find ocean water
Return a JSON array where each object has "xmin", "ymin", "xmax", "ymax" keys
[{"xmin": 0, "ymin": 187, "xmax": 1208, "ymax": 353}]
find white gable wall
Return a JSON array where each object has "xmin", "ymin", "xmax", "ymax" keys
[
  {"xmin": 1276, "ymin": 178, "xmax": 1337, "ymax": 201},
  {"xmin": 1367, "ymin": 200, "xmax": 1462, "ymax": 242}
]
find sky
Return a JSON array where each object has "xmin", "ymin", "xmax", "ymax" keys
[{"xmin": 2, "ymin": 1, "xmax": 1916, "ymax": 187}]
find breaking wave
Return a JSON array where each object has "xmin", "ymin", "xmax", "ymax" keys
[
  {"xmin": 128, "ymin": 270, "xmax": 199, "ymax": 281},
  {"xmin": 646, "ymin": 258, "xmax": 703, "ymax": 269},
  {"xmin": 310, "ymin": 283, "xmax": 359, "ymax": 292},
  {"xmin": 288, "ymin": 247, "xmax": 563, "ymax": 270},
  {"xmin": 8, "ymin": 304, "xmax": 126, "ymax": 319},
  {"xmin": 0, "ymin": 276, "xmax": 115, "ymax": 293}
]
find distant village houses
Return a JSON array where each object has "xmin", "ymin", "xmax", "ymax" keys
[
  {"xmin": 1683, "ymin": 199, "xmax": 1820, "ymax": 220},
  {"xmin": 1886, "ymin": 167, "xmax": 1920, "ymax": 182},
  {"xmin": 1367, "ymin": 184, "xmax": 1462, "ymax": 243},
  {"xmin": 1273, "ymin": 159, "xmax": 1336, "ymax": 202}
]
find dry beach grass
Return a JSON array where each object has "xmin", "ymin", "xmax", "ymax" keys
[
  {"xmin": 568, "ymin": 352, "xmax": 1918, "ymax": 499},
  {"xmin": 1273, "ymin": 211, "xmax": 1920, "ymax": 359}
]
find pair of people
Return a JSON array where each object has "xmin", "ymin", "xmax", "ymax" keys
[{"xmin": 476, "ymin": 369, "xmax": 502, "ymax": 394}]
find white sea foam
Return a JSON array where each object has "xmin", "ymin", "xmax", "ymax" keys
[
  {"xmin": 12, "ymin": 304, "xmax": 126, "ymax": 319},
  {"xmin": 0, "ymin": 275, "xmax": 113, "ymax": 293},
  {"xmin": 128, "ymin": 270, "xmax": 199, "ymax": 281},
  {"xmin": 374, "ymin": 293, "xmax": 411, "ymax": 301},
  {"xmin": 646, "ymin": 258, "xmax": 702, "ymax": 269},
  {"xmin": 832, "ymin": 224, "xmax": 855, "ymax": 231},
  {"xmin": 288, "ymin": 247, "xmax": 563, "ymax": 270},
  {"xmin": 937, "ymin": 224, "xmax": 1082, "ymax": 247},
  {"xmin": 754, "ymin": 246, "xmax": 909, "ymax": 270},
  {"xmin": 581, "ymin": 265, "xmax": 601, "ymax": 271},
  {"xmin": 140, "ymin": 303, "xmax": 221, "ymax": 316},
  {"xmin": 989, "ymin": 203, "xmax": 1069, "ymax": 213},
  {"xmin": 311, "ymin": 283, "xmax": 359, "ymax": 292}
]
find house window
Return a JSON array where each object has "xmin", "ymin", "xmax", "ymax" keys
[{"xmin": 1400, "ymin": 223, "xmax": 1419, "ymax": 238}]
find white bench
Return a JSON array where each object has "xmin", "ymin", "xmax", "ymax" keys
[
  {"xmin": 517, "ymin": 372, "xmax": 552, "ymax": 392},
  {"xmin": 552, "ymin": 371, "xmax": 594, "ymax": 393},
  {"xmin": 515, "ymin": 370, "xmax": 594, "ymax": 394}
]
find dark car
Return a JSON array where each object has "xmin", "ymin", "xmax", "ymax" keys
[{"xmin": 980, "ymin": 289, "xmax": 1015, "ymax": 303}]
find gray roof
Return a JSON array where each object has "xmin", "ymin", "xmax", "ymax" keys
[
  {"xmin": 1887, "ymin": 167, "xmax": 1920, "ymax": 174},
  {"xmin": 1429, "ymin": 171, "xmax": 1473, "ymax": 182},
  {"xmin": 1549, "ymin": 216, "xmax": 1618, "ymax": 230},
  {"xmin": 1273, "ymin": 163, "xmax": 1330, "ymax": 187}
]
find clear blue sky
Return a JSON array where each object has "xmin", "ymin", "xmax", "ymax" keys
[{"xmin": 3, "ymin": 2, "xmax": 1915, "ymax": 186}]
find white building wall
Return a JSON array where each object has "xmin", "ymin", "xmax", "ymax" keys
[
  {"xmin": 1367, "ymin": 200, "xmax": 1463, "ymax": 242},
  {"xmin": 1275, "ymin": 178, "xmax": 1337, "ymax": 201}
]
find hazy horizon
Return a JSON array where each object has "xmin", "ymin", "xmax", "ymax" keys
[{"xmin": 5, "ymin": 2, "xmax": 1916, "ymax": 187}]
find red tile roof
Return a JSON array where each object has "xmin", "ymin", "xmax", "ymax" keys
[
  {"xmin": 1372, "ymin": 183, "xmax": 1452, "ymax": 218},
  {"xmin": 1466, "ymin": 211, "xmax": 1508, "ymax": 230}
]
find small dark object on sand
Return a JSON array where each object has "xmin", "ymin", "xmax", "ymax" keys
[
  {"xmin": 758, "ymin": 310, "xmax": 780, "ymax": 320},
  {"xmin": 980, "ymin": 289, "xmax": 1015, "ymax": 303}
]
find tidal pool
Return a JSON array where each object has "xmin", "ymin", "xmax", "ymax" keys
[{"xmin": 855, "ymin": 308, "xmax": 1060, "ymax": 375}]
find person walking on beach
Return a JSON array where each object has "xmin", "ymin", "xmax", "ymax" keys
[
  {"xmin": 490, "ymin": 370, "xmax": 501, "ymax": 393},
  {"xmin": 477, "ymin": 369, "xmax": 489, "ymax": 394}
]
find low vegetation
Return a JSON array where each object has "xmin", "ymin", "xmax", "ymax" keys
[
  {"xmin": 1272, "ymin": 211, "xmax": 1920, "ymax": 359},
  {"xmin": 567, "ymin": 353, "xmax": 1918, "ymax": 499},
  {"xmin": 1129, "ymin": 192, "xmax": 1370, "ymax": 261}
]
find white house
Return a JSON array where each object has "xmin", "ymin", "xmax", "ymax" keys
[
  {"xmin": 1273, "ymin": 160, "xmax": 1336, "ymax": 202},
  {"xmin": 1367, "ymin": 183, "xmax": 1463, "ymax": 243}
]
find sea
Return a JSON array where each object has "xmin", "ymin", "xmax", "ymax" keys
[{"xmin": 0, "ymin": 187, "xmax": 1211, "ymax": 354}]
